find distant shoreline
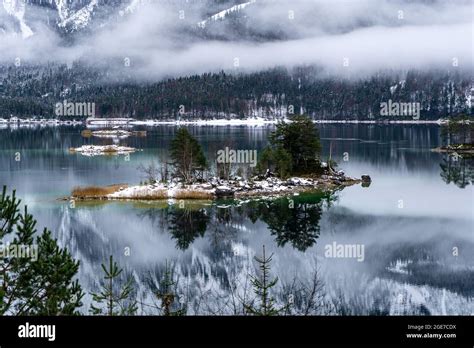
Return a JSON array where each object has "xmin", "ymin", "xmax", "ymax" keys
[{"xmin": 0, "ymin": 117, "xmax": 451, "ymax": 128}]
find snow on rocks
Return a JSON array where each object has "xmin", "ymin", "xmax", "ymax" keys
[
  {"xmin": 68, "ymin": 149, "xmax": 366, "ymax": 200},
  {"xmin": 69, "ymin": 145, "xmax": 139, "ymax": 156},
  {"xmin": 75, "ymin": 170, "xmax": 363, "ymax": 201},
  {"xmin": 286, "ymin": 177, "xmax": 312, "ymax": 186},
  {"xmin": 91, "ymin": 129, "xmax": 132, "ymax": 138},
  {"xmin": 107, "ymin": 181, "xmax": 214, "ymax": 200},
  {"xmin": 215, "ymin": 186, "xmax": 234, "ymax": 198},
  {"xmin": 109, "ymin": 183, "xmax": 168, "ymax": 199},
  {"xmin": 197, "ymin": 0, "xmax": 256, "ymax": 28}
]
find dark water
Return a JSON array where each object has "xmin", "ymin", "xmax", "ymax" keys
[{"xmin": 0, "ymin": 124, "xmax": 473, "ymax": 315}]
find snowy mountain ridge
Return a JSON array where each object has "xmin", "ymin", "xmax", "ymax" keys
[
  {"xmin": 1, "ymin": 0, "xmax": 253, "ymax": 36},
  {"xmin": 197, "ymin": 0, "xmax": 256, "ymax": 28},
  {"xmin": 2, "ymin": 0, "xmax": 33, "ymax": 37}
]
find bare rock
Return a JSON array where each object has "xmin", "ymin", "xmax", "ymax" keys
[{"xmin": 215, "ymin": 186, "xmax": 234, "ymax": 198}]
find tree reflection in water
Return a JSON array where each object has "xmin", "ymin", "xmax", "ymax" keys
[
  {"xmin": 246, "ymin": 192, "xmax": 337, "ymax": 252},
  {"xmin": 440, "ymin": 154, "xmax": 474, "ymax": 188},
  {"xmin": 139, "ymin": 191, "xmax": 338, "ymax": 252},
  {"xmin": 167, "ymin": 205, "xmax": 210, "ymax": 250},
  {"xmin": 137, "ymin": 203, "xmax": 210, "ymax": 250}
]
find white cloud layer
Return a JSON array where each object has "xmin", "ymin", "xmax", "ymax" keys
[{"xmin": 0, "ymin": 0, "xmax": 472, "ymax": 79}]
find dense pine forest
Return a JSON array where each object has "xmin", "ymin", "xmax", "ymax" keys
[{"xmin": 0, "ymin": 64, "xmax": 472, "ymax": 119}]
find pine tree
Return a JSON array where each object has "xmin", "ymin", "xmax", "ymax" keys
[
  {"xmin": 169, "ymin": 128, "xmax": 207, "ymax": 183},
  {"xmin": 256, "ymin": 146, "xmax": 292, "ymax": 179},
  {"xmin": 167, "ymin": 206, "xmax": 209, "ymax": 250},
  {"xmin": 258, "ymin": 115, "xmax": 322, "ymax": 177},
  {"xmin": 156, "ymin": 261, "xmax": 186, "ymax": 316},
  {"xmin": 244, "ymin": 246, "xmax": 290, "ymax": 316},
  {"xmin": 0, "ymin": 186, "xmax": 84, "ymax": 315},
  {"xmin": 90, "ymin": 255, "xmax": 137, "ymax": 316},
  {"xmin": 440, "ymin": 114, "xmax": 473, "ymax": 147},
  {"xmin": 258, "ymin": 195, "xmax": 325, "ymax": 252}
]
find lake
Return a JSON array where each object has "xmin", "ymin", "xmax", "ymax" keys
[{"xmin": 0, "ymin": 124, "xmax": 472, "ymax": 315}]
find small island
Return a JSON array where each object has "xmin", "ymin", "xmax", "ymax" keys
[
  {"xmin": 69, "ymin": 145, "xmax": 139, "ymax": 156},
  {"xmin": 432, "ymin": 115, "xmax": 474, "ymax": 155},
  {"xmin": 68, "ymin": 116, "xmax": 371, "ymax": 201},
  {"xmin": 80, "ymin": 129, "xmax": 147, "ymax": 139}
]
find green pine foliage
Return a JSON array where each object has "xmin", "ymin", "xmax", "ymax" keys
[
  {"xmin": 257, "ymin": 146, "xmax": 293, "ymax": 179},
  {"xmin": 257, "ymin": 115, "xmax": 322, "ymax": 178},
  {"xmin": 90, "ymin": 255, "xmax": 138, "ymax": 316},
  {"xmin": 0, "ymin": 186, "xmax": 84, "ymax": 315},
  {"xmin": 440, "ymin": 114, "xmax": 473, "ymax": 147},
  {"xmin": 156, "ymin": 261, "xmax": 186, "ymax": 316},
  {"xmin": 169, "ymin": 128, "xmax": 207, "ymax": 183},
  {"xmin": 1, "ymin": 65, "xmax": 471, "ymax": 120},
  {"xmin": 244, "ymin": 246, "xmax": 290, "ymax": 316},
  {"xmin": 167, "ymin": 206, "xmax": 209, "ymax": 250}
]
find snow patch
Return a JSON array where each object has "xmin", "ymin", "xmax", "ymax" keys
[
  {"xmin": 197, "ymin": 0, "xmax": 257, "ymax": 28},
  {"xmin": 3, "ymin": 0, "xmax": 33, "ymax": 38}
]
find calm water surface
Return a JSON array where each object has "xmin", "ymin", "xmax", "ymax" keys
[{"xmin": 0, "ymin": 124, "xmax": 472, "ymax": 315}]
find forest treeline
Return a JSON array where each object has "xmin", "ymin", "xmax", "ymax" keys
[{"xmin": 0, "ymin": 64, "xmax": 472, "ymax": 119}]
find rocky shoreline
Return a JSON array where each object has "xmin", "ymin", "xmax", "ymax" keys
[
  {"xmin": 0, "ymin": 116, "xmax": 450, "ymax": 128},
  {"xmin": 80, "ymin": 129, "xmax": 148, "ymax": 139},
  {"xmin": 68, "ymin": 171, "xmax": 371, "ymax": 201}
]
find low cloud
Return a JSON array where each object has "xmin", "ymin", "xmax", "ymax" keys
[{"xmin": 0, "ymin": 0, "xmax": 472, "ymax": 79}]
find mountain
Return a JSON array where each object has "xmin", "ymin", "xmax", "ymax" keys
[
  {"xmin": 198, "ymin": 0, "xmax": 256, "ymax": 29},
  {"xmin": 1, "ymin": 0, "xmax": 251, "ymax": 36},
  {"xmin": 2, "ymin": 0, "xmax": 33, "ymax": 38},
  {"xmin": 0, "ymin": 64, "xmax": 471, "ymax": 119},
  {"xmin": 2, "ymin": 0, "xmax": 130, "ymax": 34},
  {"xmin": 1, "ymin": 0, "xmax": 472, "ymax": 120}
]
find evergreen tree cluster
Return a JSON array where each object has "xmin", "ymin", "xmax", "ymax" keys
[
  {"xmin": 257, "ymin": 115, "xmax": 322, "ymax": 177},
  {"xmin": 0, "ymin": 64, "xmax": 471, "ymax": 119},
  {"xmin": 0, "ymin": 186, "xmax": 84, "ymax": 315},
  {"xmin": 169, "ymin": 128, "xmax": 207, "ymax": 183},
  {"xmin": 0, "ymin": 184, "xmax": 335, "ymax": 315},
  {"xmin": 440, "ymin": 114, "xmax": 474, "ymax": 146}
]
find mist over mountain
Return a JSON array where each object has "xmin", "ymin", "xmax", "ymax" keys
[
  {"xmin": 1, "ymin": 0, "xmax": 472, "ymax": 79},
  {"xmin": 1, "ymin": 0, "xmax": 472, "ymax": 119}
]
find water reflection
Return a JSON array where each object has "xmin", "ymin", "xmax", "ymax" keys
[
  {"xmin": 137, "ymin": 191, "xmax": 336, "ymax": 253},
  {"xmin": 1, "ymin": 124, "xmax": 473, "ymax": 315},
  {"xmin": 245, "ymin": 192, "xmax": 335, "ymax": 251},
  {"xmin": 439, "ymin": 154, "xmax": 474, "ymax": 188},
  {"xmin": 167, "ymin": 206, "xmax": 210, "ymax": 250}
]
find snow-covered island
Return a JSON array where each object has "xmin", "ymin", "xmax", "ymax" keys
[
  {"xmin": 80, "ymin": 129, "xmax": 147, "ymax": 139},
  {"xmin": 69, "ymin": 145, "xmax": 139, "ymax": 156},
  {"xmin": 68, "ymin": 171, "xmax": 369, "ymax": 201},
  {"xmin": 91, "ymin": 129, "xmax": 132, "ymax": 138},
  {"xmin": 67, "ymin": 116, "xmax": 372, "ymax": 201}
]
